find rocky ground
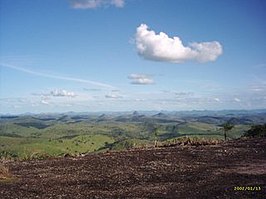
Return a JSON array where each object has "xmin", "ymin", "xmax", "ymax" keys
[{"xmin": 0, "ymin": 137, "xmax": 265, "ymax": 198}]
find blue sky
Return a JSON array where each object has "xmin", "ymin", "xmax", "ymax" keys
[{"xmin": 0, "ymin": 0, "xmax": 266, "ymax": 114}]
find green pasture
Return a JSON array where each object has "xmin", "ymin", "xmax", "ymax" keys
[{"xmin": 0, "ymin": 116, "xmax": 255, "ymax": 160}]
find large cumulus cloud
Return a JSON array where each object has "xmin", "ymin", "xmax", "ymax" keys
[{"xmin": 135, "ymin": 24, "xmax": 223, "ymax": 63}]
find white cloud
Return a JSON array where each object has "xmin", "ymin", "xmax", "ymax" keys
[
  {"xmin": 249, "ymin": 83, "xmax": 266, "ymax": 92},
  {"xmin": 214, "ymin": 97, "xmax": 221, "ymax": 102},
  {"xmin": 105, "ymin": 94, "xmax": 123, "ymax": 99},
  {"xmin": 111, "ymin": 0, "xmax": 124, "ymax": 7},
  {"xmin": 50, "ymin": 89, "xmax": 76, "ymax": 97},
  {"xmin": 234, "ymin": 97, "xmax": 241, "ymax": 102},
  {"xmin": 32, "ymin": 89, "xmax": 76, "ymax": 97},
  {"xmin": 70, "ymin": 0, "xmax": 125, "ymax": 9},
  {"xmin": 135, "ymin": 98, "xmax": 145, "ymax": 101},
  {"xmin": 41, "ymin": 99, "xmax": 49, "ymax": 105},
  {"xmin": 83, "ymin": 88, "xmax": 101, "ymax": 92},
  {"xmin": 175, "ymin": 92, "xmax": 194, "ymax": 97},
  {"xmin": 128, "ymin": 73, "xmax": 154, "ymax": 85},
  {"xmin": 135, "ymin": 24, "xmax": 223, "ymax": 63}
]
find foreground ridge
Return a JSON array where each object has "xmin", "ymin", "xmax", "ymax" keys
[{"xmin": 1, "ymin": 138, "xmax": 265, "ymax": 198}]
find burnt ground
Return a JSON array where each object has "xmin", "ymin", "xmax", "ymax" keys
[{"xmin": 0, "ymin": 138, "xmax": 265, "ymax": 199}]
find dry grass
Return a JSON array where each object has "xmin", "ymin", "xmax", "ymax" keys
[
  {"xmin": 160, "ymin": 137, "xmax": 221, "ymax": 148},
  {"xmin": 0, "ymin": 163, "xmax": 13, "ymax": 182}
]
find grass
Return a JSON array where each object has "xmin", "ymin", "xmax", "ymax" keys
[
  {"xmin": 0, "ymin": 134, "xmax": 115, "ymax": 160},
  {"xmin": 226, "ymin": 125, "xmax": 251, "ymax": 139},
  {"xmin": 0, "ymin": 115, "xmax": 254, "ymax": 160},
  {"xmin": 161, "ymin": 136, "xmax": 221, "ymax": 147},
  {"xmin": 0, "ymin": 163, "xmax": 14, "ymax": 183},
  {"xmin": 106, "ymin": 138, "xmax": 151, "ymax": 151},
  {"xmin": 0, "ymin": 123, "xmax": 37, "ymax": 137}
]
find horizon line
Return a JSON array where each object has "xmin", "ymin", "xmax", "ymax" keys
[{"xmin": 1, "ymin": 108, "xmax": 265, "ymax": 116}]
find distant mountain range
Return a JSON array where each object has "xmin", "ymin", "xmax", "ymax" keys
[{"xmin": 1, "ymin": 109, "xmax": 266, "ymax": 126}]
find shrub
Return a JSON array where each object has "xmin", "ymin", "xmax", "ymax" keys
[{"xmin": 243, "ymin": 124, "xmax": 266, "ymax": 137}]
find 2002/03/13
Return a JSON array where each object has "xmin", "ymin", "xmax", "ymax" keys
[{"xmin": 234, "ymin": 186, "xmax": 261, "ymax": 191}]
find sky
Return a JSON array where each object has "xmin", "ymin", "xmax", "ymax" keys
[{"xmin": 0, "ymin": 0, "xmax": 266, "ymax": 114}]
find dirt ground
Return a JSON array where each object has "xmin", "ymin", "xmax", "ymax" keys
[{"xmin": 0, "ymin": 137, "xmax": 265, "ymax": 198}]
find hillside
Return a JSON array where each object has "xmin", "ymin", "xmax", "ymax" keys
[
  {"xmin": 1, "ymin": 110, "xmax": 265, "ymax": 160},
  {"xmin": 0, "ymin": 137, "xmax": 265, "ymax": 198}
]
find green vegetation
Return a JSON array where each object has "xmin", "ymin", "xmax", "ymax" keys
[
  {"xmin": 0, "ymin": 134, "xmax": 114, "ymax": 160},
  {"xmin": 243, "ymin": 124, "xmax": 266, "ymax": 137},
  {"xmin": 221, "ymin": 122, "xmax": 234, "ymax": 141},
  {"xmin": 0, "ymin": 112, "xmax": 264, "ymax": 160}
]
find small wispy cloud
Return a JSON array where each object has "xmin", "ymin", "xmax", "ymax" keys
[
  {"xmin": 41, "ymin": 99, "xmax": 50, "ymax": 105},
  {"xmin": 135, "ymin": 24, "xmax": 223, "ymax": 63},
  {"xmin": 83, "ymin": 88, "xmax": 102, "ymax": 92},
  {"xmin": 214, "ymin": 97, "xmax": 221, "ymax": 102},
  {"xmin": 250, "ymin": 85, "xmax": 266, "ymax": 92},
  {"xmin": 174, "ymin": 92, "xmax": 194, "ymax": 97},
  {"xmin": 234, "ymin": 97, "xmax": 241, "ymax": 102},
  {"xmin": 128, "ymin": 73, "xmax": 154, "ymax": 85},
  {"xmin": 50, "ymin": 89, "xmax": 76, "ymax": 97},
  {"xmin": 70, "ymin": 0, "xmax": 125, "ymax": 9},
  {"xmin": 105, "ymin": 94, "xmax": 123, "ymax": 99},
  {"xmin": 0, "ymin": 63, "xmax": 116, "ymax": 89}
]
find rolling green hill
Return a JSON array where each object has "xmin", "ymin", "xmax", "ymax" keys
[{"xmin": 0, "ymin": 111, "xmax": 265, "ymax": 160}]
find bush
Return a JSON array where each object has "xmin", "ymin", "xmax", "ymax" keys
[{"xmin": 243, "ymin": 124, "xmax": 266, "ymax": 137}]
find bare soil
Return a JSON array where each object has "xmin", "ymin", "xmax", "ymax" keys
[{"xmin": 0, "ymin": 138, "xmax": 265, "ymax": 198}]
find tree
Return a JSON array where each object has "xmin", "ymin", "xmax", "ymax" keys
[
  {"xmin": 244, "ymin": 124, "xmax": 266, "ymax": 137},
  {"xmin": 153, "ymin": 126, "xmax": 159, "ymax": 147},
  {"xmin": 222, "ymin": 122, "xmax": 234, "ymax": 141}
]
